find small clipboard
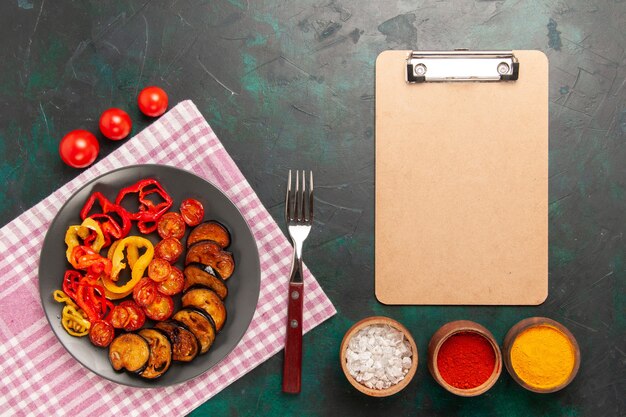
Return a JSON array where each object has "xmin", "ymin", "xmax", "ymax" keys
[{"xmin": 375, "ymin": 50, "xmax": 548, "ymax": 305}]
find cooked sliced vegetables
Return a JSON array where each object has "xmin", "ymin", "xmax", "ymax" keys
[
  {"xmin": 173, "ymin": 308, "xmax": 216, "ymax": 354},
  {"xmin": 54, "ymin": 290, "xmax": 91, "ymax": 336},
  {"xmin": 187, "ymin": 221, "xmax": 231, "ymax": 249},
  {"xmin": 154, "ymin": 321, "xmax": 200, "ymax": 362},
  {"xmin": 157, "ymin": 212, "xmax": 186, "ymax": 240},
  {"xmin": 155, "ymin": 237, "xmax": 183, "ymax": 263},
  {"xmin": 53, "ymin": 289, "xmax": 78, "ymax": 308},
  {"xmin": 102, "ymin": 236, "xmax": 154, "ymax": 296},
  {"xmin": 61, "ymin": 305, "xmax": 91, "ymax": 336},
  {"xmin": 119, "ymin": 300, "xmax": 146, "ymax": 331},
  {"xmin": 55, "ymin": 178, "xmax": 239, "ymax": 380},
  {"xmin": 109, "ymin": 304, "xmax": 131, "ymax": 329},
  {"xmin": 182, "ymin": 287, "xmax": 227, "ymax": 332},
  {"xmin": 89, "ymin": 319, "xmax": 115, "ymax": 347},
  {"xmin": 180, "ymin": 198, "xmax": 204, "ymax": 226},
  {"xmin": 138, "ymin": 328, "xmax": 173, "ymax": 379},
  {"xmin": 132, "ymin": 277, "xmax": 158, "ymax": 307},
  {"xmin": 108, "ymin": 333, "xmax": 150, "ymax": 373},
  {"xmin": 183, "ymin": 263, "xmax": 228, "ymax": 300},
  {"xmin": 65, "ymin": 218, "xmax": 105, "ymax": 263},
  {"xmin": 144, "ymin": 293, "xmax": 174, "ymax": 321},
  {"xmin": 156, "ymin": 266, "xmax": 185, "ymax": 296},
  {"xmin": 185, "ymin": 240, "xmax": 235, "ymax": 279},
  {"xmin": 148, "ymin": 257, "xmax": 171, "ymax": 282}
]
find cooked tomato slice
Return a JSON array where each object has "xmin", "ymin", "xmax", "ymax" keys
[
  {"xmin": 156, "ymin": 266, "xmax": 185, "ymax": 296},
  {"xmin": 148, "ymin": 257, "xmax": 171, "ymax": 282},
  {"xmin": 143, "ymin": 293, "xmax": 174, "ymax": 321},
  {"xmin": 133, "ymin": 277, "xmax": 158, "ymax": 307},
  {"xmin": 89, "ymin": 320, "xmax": 115, "ymax": 347},
  {"xmin": 109, "ymin": 305, "xmax": 130, "ymax": 329},
  {"xmin": 180, "ymin": 199, "xmax": 204, "ymax": 226},
  {"xmin": 155, "ymin": 237, "xmax": 183, "ymax": 263},
  {"xmin": 157, "ymin": 212, "xmax": 186, "ymax": 240},
  {"xmin": 119, "ymin": 300, "xmax": 146, "ymax": 331}
]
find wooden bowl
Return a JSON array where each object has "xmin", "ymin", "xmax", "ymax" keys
[
  {"xmin": 340, "ymin": 316, "xmax": 418, "ymax": 397},
  {"xmin": 428, "ymin": 320, "xmax": 502, "ymax": 397},
  {"xmin": 502, "ymin": 317, "xmax": 580, "ymax": 393}
]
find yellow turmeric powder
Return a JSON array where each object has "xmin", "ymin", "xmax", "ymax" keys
[{"xmin": 510, "ymin": 325, "xmax": 575, "ymax": 389}]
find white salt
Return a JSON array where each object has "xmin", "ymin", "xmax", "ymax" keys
[{"xmin": 345, "ymin": 324, "xmax": 413, "ymax": 390}]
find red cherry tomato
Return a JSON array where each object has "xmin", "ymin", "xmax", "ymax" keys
[
  {"xmin": 156, "ymin": 266, "xmax": 185, "ymax": 296},
  {"xmin": 148, "ymin": 258, "xmax": 171, "ymax": 282},
  {"xmin": 108, "ymin": 305, "xmax": 130, "ymax": 329},
  {"xmin": 143, "ymin": 293, "xmax": 174, "ymax": 321},
  {"xmin": 157, "ymin": 212, "xmax": 186, "ymax": 240},
  {"xmin": 155, "ymin": 238, "xmax": 183, "ymax": 263},
  {"xmin": 59, "ymin": 130, "xmax": 99, "ymax": 168},
  {"xmin": 133, "ymin": 277, "xmax": 158, "ymax": 307},
  {"xmin": 99, "ymin": 108, "xmax": 132, "ymax": 140},
  {"xmin": 138, "ymin": 86, "xmax": 168, "ymax": 117},
  {"xmin": 89, "ymin": 320, "xmax": 115, "ymax": 347},
  {"xmin": 180, "ymin": 199, "xmax": 204, "ymax": 226},
  {"xmin": 119, "ymin": 300, "xmax": 146, "ymax": 331}
]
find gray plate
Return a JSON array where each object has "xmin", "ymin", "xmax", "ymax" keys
[{"xmin": 39, "ymin": 164, "xmax": 261, "ymax": 387}]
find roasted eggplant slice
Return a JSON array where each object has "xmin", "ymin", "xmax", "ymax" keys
[
  {"xmin": 173, "ymin": 308, "xmax": 217, "ymax": 354},
  {"xmin": 154, "ymin": 321, "xmax": 200, "ymax": 362},
  {"xmin": 187, "ymin": 221, "xmax": 231, "ymax": 249},
  {"xmin": 138, "ymin": 328, "xmax": 173, "ymax": 379},
  {"xmin": 183, "ymin": 263, "xmax": 228, "ymax": 299},
  {"xmin": 108, "ymin": 333, "xmax": 150, "ymax": 373},
  {"xmin": 182, "ymin": 288, "xmax": 227, "ymax": 332},
  {"xmin": 185, "ymin": 240, "xmax": 235, "ymax": 280}
]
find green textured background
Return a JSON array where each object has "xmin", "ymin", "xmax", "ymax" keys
[{"xmin": 1, "ymin": 0, "xmax": 625, "ymax": 415}]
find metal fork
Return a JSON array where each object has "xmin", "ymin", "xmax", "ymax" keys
[{"xmin": 282, "ymin": 169, "xmax": 313, "ymax": 394}]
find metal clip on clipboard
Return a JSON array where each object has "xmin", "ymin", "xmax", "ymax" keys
[{"xmin": 406, "ymin": 50, "xmax": 519, "ymax": 83}]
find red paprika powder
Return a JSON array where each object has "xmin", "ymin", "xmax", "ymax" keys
[{"xmin": 436, "ymin": 332, "xmax": 495, "ymax": 389}]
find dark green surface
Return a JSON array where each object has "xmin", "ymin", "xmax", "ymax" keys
[{"xmin": 1, "ymin": 1, "xmax": 625, "ymax": 416}]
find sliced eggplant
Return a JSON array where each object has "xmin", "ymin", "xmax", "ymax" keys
[
  {"xmin": 183, "ymin": 263, "xmax": 228, "ymax": 299},
  {"xmin": 173, "ymin": 308, "xmax": 217, "ymax": 354},
  {"xmin": 185, "ymin": 240, "xmax": 235, "ymax": 280},
  {"xmin": 182, "ymin": 287, "xmax": 227, "ymax": 332},
  {"xmin": 187, "ymin": 221, "xmax": 231, "ymax": 249},
  {"xmin": 138, "ymin": 328, "xmax": 173, "ymax": 379},
  {"xmin": 154, "ymin": 321, "xmax": 200, "ymax": 362},
  {"xmin": 108, "ymin": 333, "xmax": 150, "ymax": 373}
]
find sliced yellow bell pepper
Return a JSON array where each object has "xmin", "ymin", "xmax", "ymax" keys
[
  {"xmin": 107, "ymin": 240, "xmax": 119, "ymax": 260},
  {"xmin": 108, "ymin": 239, "xmax": 139, "ymax": 270},
  {"xmin": 53, "ymin": 290, "xmax": 90, "ymax": 337},
  {"xmin": 53, "ymin": 289, "xmax": 78, "ymax": 309},
  {"xmin": 103, "ymin": 287, "xmax": 133, "ymax": 300},
  {"xmin": 61, "ymin": 305, "xmax": 91, "ymax": 337},
  {"xmin": 102, "ymin": 236, "xmax": 153, "ymax": 296},
  {"xmin": 65, "ymin": 218, "xmax": 105, "ymax": 263},
  {"xmin": 127, "ymin": 243, "xmax": 139, "ymax": 269}
]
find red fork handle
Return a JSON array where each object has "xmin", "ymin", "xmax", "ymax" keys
[{"xmin": 283, "ymin": 281, "xmax": 303, "ymax": 393}]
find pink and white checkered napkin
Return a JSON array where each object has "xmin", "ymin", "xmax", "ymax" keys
[{"xmin": 0, "ymin": 100, "xmax": 336, "ymax": 417}]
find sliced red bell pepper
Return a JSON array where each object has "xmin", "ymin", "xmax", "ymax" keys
[
  {"xmin": 62, "ymin": 270, "xmax": 112, "ymax": 323},
  {"xmin": 82, "ymin": 227, "xmax": 98, "ymax": 246},
  {"xmin": 137, "ymin": 219, "xmax": 158, "ymax": 234},
  {"xmin": 62, "ymin": 270, "xmax": 82, "ymax": 300},
  {"xmin": 88, "ymin": 214, "xmax": 122, "ymax": 247},
  {"xmin": 115, "ymin": 179, "xmax": 173, "ymax": 225},
  {"xmin": 80, "ymin": 192, "xmax": 131, "ymax": 246},
  {"xmin": 69, "ymin": 245, "xmax": 112, "ymax": 278}
]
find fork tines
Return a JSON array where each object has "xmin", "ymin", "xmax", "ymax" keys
[{"xmin": 285, "ymin": 170, "xmax": 314, "ymax": 223}]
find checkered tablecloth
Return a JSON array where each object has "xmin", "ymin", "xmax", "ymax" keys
[{"xmin": 0, "ymin": 100, "xmax": 336, "ymax": 417}]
